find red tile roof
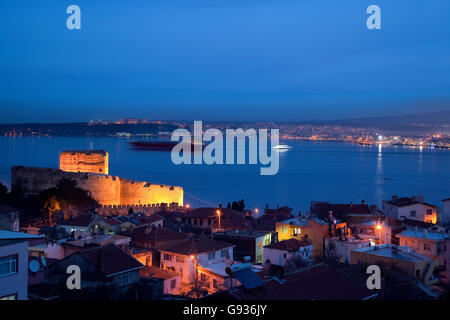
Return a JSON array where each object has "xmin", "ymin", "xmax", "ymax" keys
[
  {"xmin": 310, "ymin": 202, "xmax": 370, "ymax": 218},
  {"xmin": 62, "ymin": 214, "xmax": 95, "ymax": 227},
  {"xmin": 231, "ymin": 264, "xmax": 375, "ymax": 300},
  {"xmin": 140, "ymin": 266, "xmax": 179, "ymax": 280},
  {"xmin": 264, "ymin": 238, "xmax": 311, "ymax": 251},
  {"xmin": 79, "ymin": 244, "xmax": 143, "ymax": 277},
  {"xmin": 158, "ymin": 238, "xmax": 234, "ymax": 255},
  {"xmin": 132, "ymin": 226, "xmax": 188, "ymax": 244},
  {"xmin": 385, "ymin": 197, "xmax": 436, "ymax": 208}
]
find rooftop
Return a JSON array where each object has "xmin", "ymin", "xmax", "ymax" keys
[
  {"xmin": 264, "ymin": 238, "xmax": 311, "ymax": 251},
  {"xmin": 0, "ymin": 230, "xmax": 43, "ymax": 244},
  {"xmin": 213, "ymin": 229, "xmax": 269, "ymax": 239},
  {"xmin": 310, "ymin": 201, "xmax": 371, "ymax": 218},
  {"xmin": 59, "ymin": 214, "xmax": 95, "ymax": 227},
  {"xmin": 384, "ymin": 196, "xmax": 436, "ymax": 208},
  {"xmin": 158, "ymin": 238, "xmax": 234, "ymax": 255},
  {"xmin": 397, "ymin": 229, "xmax": 448, "ymax": 241},
  {"xmin": 230, "ymin": 264, "xmax": 375, "ymax": 300},
  {"xmin": 140, "ymin": 266, "xmax": 179, "ymax": 280},
  {"xmin": 353, "ymin": 244, "xmax": 431, "ymax": 263},
  {"xmin": 78, "ymin": 244, "xmax": 143, "ymax": 277}
]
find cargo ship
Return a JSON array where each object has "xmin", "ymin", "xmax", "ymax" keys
[{"xmin": 130, "ymin": 140, "xmax": 204, "ymax": 151}]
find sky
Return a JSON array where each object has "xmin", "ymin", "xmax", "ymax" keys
[{"xmin": 0, "ymin": 0, "xmax": 449, "ymax": 122}]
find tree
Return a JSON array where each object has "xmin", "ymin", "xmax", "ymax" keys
[
  {"xmin": 42, "ymin": 195, "xmax": 61, "ymax": 227},
  {"xmin": 0, "ymin": 182, "xmax": 8, "ymax": 198},
  {"xmin": 40, "ymin": 178, "xmax": 98, "ymax": 221},
  {"xmin": 284, "ymin": 254, "xmax": 308, "ymax": 273},
  {"xmin": 231, "ymin": 199, "xmax": 245, "ymax": 212},
  {"xmin": 180, "ymin": 273, "xmax": 210, "ymax": 299}
]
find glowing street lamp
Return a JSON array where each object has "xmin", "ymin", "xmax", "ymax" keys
[
  {"xmin": 376, "ymin": 223, "xmax": 382, "ymax": 244},
  {"xmin": 255, "ymin": 208, "xmax": 259, "ymax": 219},
  {"xmin": 216, "ymin": 209, "xmax": 221, "ymax": 230}
]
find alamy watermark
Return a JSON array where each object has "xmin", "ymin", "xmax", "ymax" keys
[{"xmin": 170, "ymin": 121, "xmax": 280, "ymax": 175}]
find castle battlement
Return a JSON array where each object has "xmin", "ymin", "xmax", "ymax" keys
[
  {"xmin": 59, "ymin": 150, "xmax": 109, "ymax": 175},
  {"xmin": 11, "ymin": 166, "xmax": 183, "ymax": 208}
]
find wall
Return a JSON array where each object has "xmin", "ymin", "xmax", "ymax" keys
[
  {"xmin": 59, "ymin": 150, "xmax": 109, "ymax": 175},
  {"xmin": 263, "ymin": 245, "xmax": 312, "ymax": 266},
  {"xmin": 382, "ymin": 202, "xmax": 437, "ymax": 223},
  {"xmin": 0, "ymin": 241, "xmax": 29, "ymax": 300},
  {"xmin": 11, "ymin": 166, "xmax": 183, "ymax": 207}
]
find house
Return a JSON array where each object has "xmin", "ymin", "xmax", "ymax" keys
[
  {"xmin": 275, "ymin": 216, "xmax": 308, "ymax": 242},
  {"xmin": 60, "ymin": 234, "xmax": 132, "ymax": 258},
  {"xmin": 351, "ymin": 244, "xmax": 438, "ymax": 285},
  {"xmin": 103, "ymin": 214, "xmax": 164, "ymax": 234},
  {"xmin": 443, "ymin": 198, "xmax": 450, "ymax": 225},
  {"xmin": 324, "ymin": 237, "xmax": 372, "ymax": 264},
  {"xmin": 0, "ymin": 230, "xmax": 43, "ymax": 300},
  {"xmin": 182, "ymin": 207, "xmax": 254, "ymax": 232},
  {"xmin": 302, "ymin": 217, "xmax": 349, "ymax": 259},
  {"xmin": 382, "ymin": 195, "xmax": 437, "ymax": 224},
  {"xmin": 396, "ymin": 228, "xmax": 448, "ymax": 266},
  {"xmin": 263, "ymin": 238, "xmax": 312, "ymax": 267},
  {"xmin": 56, "ymin": 214, "xmax": 100, "ymax": 238},
  {"xmin": 212, "ymin": 229, "xmax": 271, "ymax": 264},
  {"xmin": 45, "ymin": 244, "xmax": 144, "ymax": 289},
  {"xmin": 0, "ymin": 206, "xmax": 20, "ymax": 232},
  {"xmin": 140, "ymin": 265, "xmax": 181, "ymax": 295},
  {"xmin": 226, "ymin": 263, "xmax": 376, "ymax": 300},
  {"xmin": 158, "ymin": 237, "xmax": 235, "ymax": 294},
  {"xmin": 310, "ymin": 201, "xmax": 380, "ymax": 225}
]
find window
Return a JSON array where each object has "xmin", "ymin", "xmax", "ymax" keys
[
  {"xmin": 163, "ymin": 253, "xmax": 173, "ymax": 261},
  {"xmin": 0, "ymin": 255, "xmax": 17, "ymax": 277},
  {"xmin": 213, "ymin": 279, "xmax": 218, "ymax": 289},
  {"xmin": 410, "ymin": 210, "xmax": 416, "ymax": 217},
  {"xmin": 282, "ymin": 226, "xmax": 288, "ymax": 234},
  {"xmin": 293, "ymin": 228, "xmax": 301, "ymax": 235},
  {"xmin": 424, "ymin": 243, "xmax": 432, "ymax": 251},
  {"xmin": 208, "ymin": 252, "xmax": 215, "ymax": 260},
  {"xmin": 426, "ymin": 209, "xmax": 433, "ymax": 215},
  {"xmin": 118, "ymin": 272, "xmax": 132, "ymax": 286},
  {"xmin": 170, "ymin": 279, "xmax": 177, "ymax": 289},
  {"xmin": 201, "ymin": 273, "xmax": 206, "ymax": 281},
  {"xmin": 221, "ymin": 249, "xmax": 228, "ymax": 258},
  {"xmin": 176, "ymin": 256, "xmax": 185, "ymax": 263},
  {"xmin": 0, "ymin": 294, "xmax": 17, "ymax": 300}
]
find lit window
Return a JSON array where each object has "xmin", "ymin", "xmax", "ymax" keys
[
  {"xmin": 0, "ymin": 255, "xmax": 17, "ymax": 277},
  {"xmin": 0, "ymin": 294, "xmax": 17, "ymax": 300},
  {"xmin": 282, "ymin": 226, "xmax": 288, "ymax": 234},
  {"xmin": 176, "ymin": 256, "xmax": 184, "ymax": 263}
]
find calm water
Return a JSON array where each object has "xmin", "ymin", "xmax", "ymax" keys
[{"xmin": 1, "ymin": 137, "xmax": 449, "ymax": 213}]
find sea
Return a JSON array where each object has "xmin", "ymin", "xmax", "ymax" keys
[{"xmin": 1, "ymin": 136, "xmax": 449, "ymax": 214}]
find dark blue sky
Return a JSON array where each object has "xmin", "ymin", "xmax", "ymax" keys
[{"xmin": 0, "ymin": 0, "xmax": 449, "ymax": 122}]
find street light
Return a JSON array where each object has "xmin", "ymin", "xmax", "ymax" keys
[
  {"xmin": 376, "ymin": 223, "xmax": 382, "ymax": 244},
  {"xmin": 255, "ymin": 208, "xmax": 259, "ymax": 219},
  {"xmin": 216, "ymin": 209, "xmax": 221, "ymax": 230}
]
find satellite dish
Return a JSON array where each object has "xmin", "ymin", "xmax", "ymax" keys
[{"xmin": 29, "ymin": 259, "xmax": 40, "ymax": 273}]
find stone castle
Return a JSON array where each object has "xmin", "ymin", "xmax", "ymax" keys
[
  {"xmin": 59, "ymin": 150, "xmax": 109, "ymax": 175},
  {"xmin": 11, "ymin": 150, "xmax": 183, "ymax": 208}
]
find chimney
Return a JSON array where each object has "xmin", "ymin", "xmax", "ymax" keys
[
  {"xmin": 392, "ymin": 195, "xmax": 398, "ymax": 201},
  {"xmin": 350, "ymin": 202, "xmax": 353, "ymax": 208},
  {"xmin": 361, "ymin": 200, "xmax": 366, "ymax": 205}
]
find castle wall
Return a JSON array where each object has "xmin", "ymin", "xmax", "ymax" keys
[
  {"xmin": 59, "ymin": 150, "xmax": 109, "ymax": 175},
  {"xmin": 11, "ymin": 166, "xmax": 183, "ymax": 208}
]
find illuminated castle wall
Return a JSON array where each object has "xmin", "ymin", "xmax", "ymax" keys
[
  {"xmin": 59, "ymin": 150, "xmax": 109, "ymax": 175},
  {"xmin": 11, "ymin": 166, "xmax": 183, "ymax": 207}
]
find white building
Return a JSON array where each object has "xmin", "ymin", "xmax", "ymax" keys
[
  {"xmin": 324, "ymin": 237, "xmax": 372, "ymax": 264},
  {"xmin": 0, "ymin": 230, "xmax": 43, "ymax": 300},
  {"xmin": 263, "ymin": 238, "xmax": 312, "ymax": 267},
  {"xmin": 382, "ymin": 195, "xmax": 437, "ymax": 224},
  {"xmin": 158, "ymin": 238, "xmax": 235, "ymax": 294}
]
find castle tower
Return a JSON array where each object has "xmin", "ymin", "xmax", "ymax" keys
[{"xmin": 59, "ymin": 150, "xmax": 109, "ymax": 175}]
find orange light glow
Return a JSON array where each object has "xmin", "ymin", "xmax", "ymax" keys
[
  {"xmin": 216, "ymin": 209, "xmax": 221, "ymax": 215},
  {"xmin": 376, "ymin": 224, "xmax": 382, "ymax": 230},
  {"xmin": 186, "ymin": 204, "xmax": 190, "ymax": 209},
  {"xmin": 190, "ymin": 255, "xmax": 195, "ymax": 260}
]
